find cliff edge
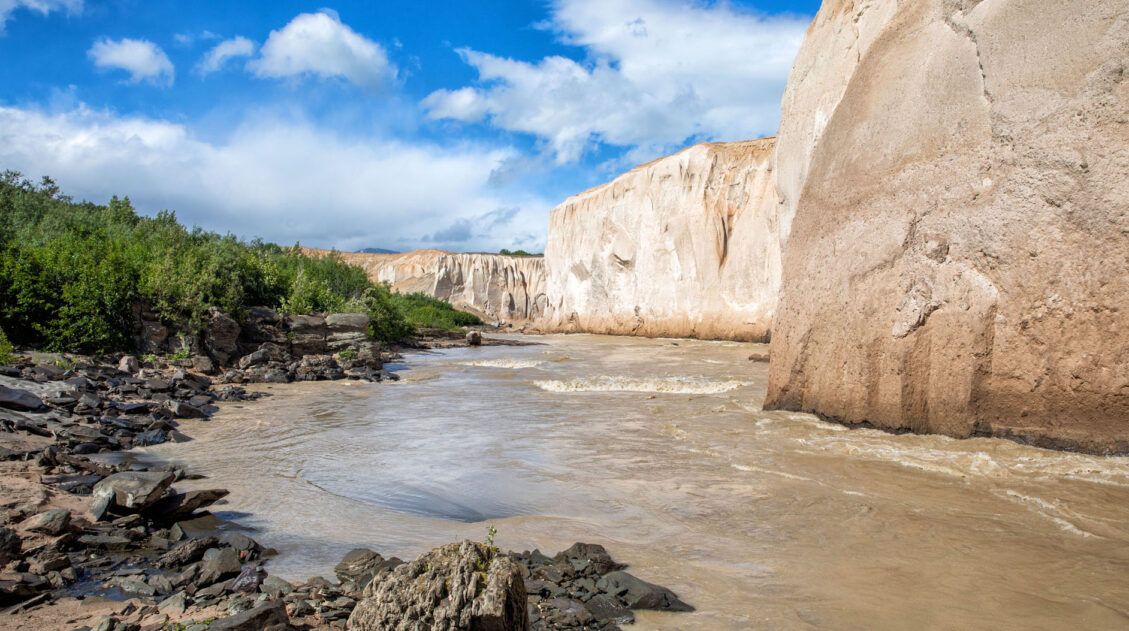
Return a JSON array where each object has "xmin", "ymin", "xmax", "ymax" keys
[
  {"xmin": 765, "ymin": 0, "xmax": 1129, "ymax": 452},
  {"xmin": 303, "ymin": 249, "xmax": 548, "ymax": 325},
  {"xmin": 541, "ymin": 139, "xmax": 781, "ymax": 341}
]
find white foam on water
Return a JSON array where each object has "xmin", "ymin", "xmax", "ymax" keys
[
  {"xmin": 459, "ymin": 359, "xmax": 545, "ymax": 369},
  {"xmin": 996, "ymin": 490, "xmax": 1098, "ymax": 538},
  {"xmin": 532, "ymin": 375, "xmax": 753, "ymax": 395}
]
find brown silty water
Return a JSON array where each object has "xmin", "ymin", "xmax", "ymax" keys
[{"xmin": 144, "ymin": 334, "xmax": 1129, "ymax": 630}]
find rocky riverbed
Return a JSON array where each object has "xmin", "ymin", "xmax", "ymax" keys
[{"xmin": 0, "ymin": 347, "xmax": 691, "ymax": 630}]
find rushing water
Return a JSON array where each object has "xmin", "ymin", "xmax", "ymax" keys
[{"xmin": 145, "ymin": 334, "xmax": 1129, "ymax": 630}]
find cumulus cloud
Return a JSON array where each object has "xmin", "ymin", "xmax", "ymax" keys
[
  {"xmin": 196, "ymin": 36, "xmax": 255, "ymax": 75},
  {"xmin": 0, "ymin": 105, "xmax": 548, "ymax": 252},
  {"xmin": 247, "ymin": 11, "xmax": 395, "ymax": 89},
  {"xmin": 423, "ymin": 0, "xmax": 808, "ymax": 162},
  {"xmin": 424, "ymin": 207, "xmax": 521, "ymax": 244},
  {"xmin": 87, "ymin": 37, "xmax": 175, "ymax": 86},
  {"xmin": 0, "ymin": 0, "xmax": 81, "ymax": 33}
]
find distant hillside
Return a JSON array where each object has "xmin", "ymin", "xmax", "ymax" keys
[{"xmin": 357, "ymin": 247, "xmax": 399, "ymax": 254}]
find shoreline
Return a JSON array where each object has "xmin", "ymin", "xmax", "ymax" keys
[{"xmin": 0, "ymin": 335, "xmax": 694, "ymax": 630}]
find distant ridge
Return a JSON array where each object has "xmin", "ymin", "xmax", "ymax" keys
[{"xmin": 356, "ymin": 247, "xmax": 399, "ymax": 254}]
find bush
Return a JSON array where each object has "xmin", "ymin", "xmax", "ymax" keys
[
  {"xmin": 389, "ymin": 292, "xmax": 482, "ymax": 332},
  {"xmin": 0, "ymin": 172, "xmax": 478, "ymax": 353},
  {"xmin": 0, "ymin": 326, "xmax": 14, "ymax": 364}
]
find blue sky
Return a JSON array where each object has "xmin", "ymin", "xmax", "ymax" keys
[{"xmin": 0, "ymin": 0, "xmax": 819, "ymax": 252}]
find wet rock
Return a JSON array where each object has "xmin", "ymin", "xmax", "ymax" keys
[
  {"xmin": 553, "ymin": 543, "xmax": 624, "ymax": 576},
  {"xmin": 89, "ymin": 471, "xmax": 176, "ymax": 520},
  {"xmin": 584, "ymin": 594, "xmax": 635, "ymax": 624},
  {"xmin": 164, "ymin": 399, "xmax": 208, "ymax": 419},
  {"xmin": 348, "ymin": 541, "xmax": 527, "ymax": 631},
  {"xmin": 544, "ymin": 597, "xmax": 595, "ymax": 626},
  {"xmin": 19, "ymin": 508, "xmax": 70, "ymax": 535},
  {"xmin": 0, "ymin": 385, "xmax": 44, "ymax": 411},
  {"xmin": 334, "ymin": 548, "xmax": 402, "ymax": 593},
  {"xmin": 208, "ymin": 600, "xmax": 292, "ymax": 631},
  {"xmin": 466, "ymin": 331, "xmax": 483, "ymax": 346},
  {"xmin": 198, "ymin": 547, "xmax": 242, "ymax": 585},
  {"xmin": 147, "ymin": 489, "xmax": 229, "ymax": 521},
  {"xmin": 237, "ymin": 343, "xmax": 291, "ymax": 369},
  {"xmin": 596, "ymin": 571, "xmax": 693, "ymax": 612}
]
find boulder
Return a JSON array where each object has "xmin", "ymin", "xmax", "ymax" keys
[
  {"xmin": 325, "ymin": 313, "xmax": 370, "ymax": 333},
  {"xmin": 466, "ymin": 331, "xmax": 483, "ymax": 346},
  {"xmin": 157, "ymin": 536, "xmax": 218, "ymax": 568},
  {"xmin": 117, "ymin": 356, "xmax": 140, "ymax": 375},
  {"xmin": 208, "ymin": 601, "xmax": 292, "ymax": 631},
  {"xmin": 596, "ymin": 571, "xmax": 692, "ymax": 612},
  {"xmin": 146, "ymin": 489, "xmax": 229, "ymax": 521},
  {"xmin": 89, "ymin": 471, "xmax": 176, "ymax": 520},
  {"xmin": 334, "ymin": 548, "xmax": 402, "ymax": 593},
  {"xmin": 164, "ymin": 400, "xmax": 208, "ymax": 419},
  {"xmin": 0, "ymin": 385, "xmax": 44, "ymax": 412},
  {"xmin": 204, "ymin": 309, "xmax": 241, "ymax": 366},
  {"xmin": 552, "ymin": 543, "xmax": 624, "ymax": 576},
  {"xmin": 197, "ymin": 546, "xmax": 242, "ymax": 585},
  {"xmin": 348, "ymin": 541, "xmax": 527, "ymax": 631},
  {"xmin": 19, "ymin": 509, "xmax": 70, "ymax": 536},
  {"xmin": 0, "ymin": 526, "xmax": 20, "ymax": 565},
  {"xmin": 765, "ymin": 0, "xmax": 1129, "ymax": 452}
]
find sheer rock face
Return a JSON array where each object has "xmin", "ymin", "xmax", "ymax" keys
[
  {"xmin": 306, "ymin": 249, "xmax": 548, "ymax": 325},
  {"xmin": 541, "ymin": 139, "xmax": 781, "ymax": 342},
  {"xmin": 766, "ymin": 0, "xmax": 1129, "ymax": 452}
]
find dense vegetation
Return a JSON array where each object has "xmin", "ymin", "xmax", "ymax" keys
[
  {"xmin": 0, "ymin": 172, "xmax": 479, "ymax": 355},
  {"xmin": 498, "ymin": 248, "xmax": 541, "ymax": 257}
]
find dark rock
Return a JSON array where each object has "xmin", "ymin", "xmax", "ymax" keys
[
  {"xmin": 0, "ymin": 385, "xmax": 44, "ymax": 411},
  {"xmin": 89, "ymin": 470, "xmax": 176, "ymax": 520},
  {"xmin": 158, "ymin": 591, "xmax": 187, "ymax": 616},
  {"xmin": 19, "ymin": 508, "xmax": 70, "ymax": 535},
  {"xmin": 164, "ymin": 400, "xmax": 208, "ymax": 419},
  {"xmin": 147, "ymin": 489, "xmax": 229, "ymax": 521},
  {"xmin": 261, "ymin": 575, "xmax": 294, "ymax": 597},
  {"xmin": 584, "ymin": 594, "xmax": 635, "ymax": 624},
  {"xmin": 77, "ymin": 533, "xmax": 132, "ymax": 551},
  {"xmin": 229, "ymin": 565, "xmax": 264, "ymax": 593},
  {"xmin": 553, "ymin": 543, "xmax": 625, "ymax": 576},
  {"xmin": 198, "ymin": 547, "xmax": 241, "ymax": 585},
  {"xmin": 191, "ymin": 355, "xmax": 217, "ymax": 375},
  {"xmin": 205, "ymin": 310, "xmax": 241, "ymax": 366},
  {"xmin": 0, "ymin": 526, "xmax": 20, "ymax": 565},
  {"xmin": 544, "ymin": 597, "xmax": 595, "ymax": 626},
  {"xmin": 157, "ymin": 536, "xmax": 218, "ymax": 568},
  {"xmin": 237, "ymin": 343, "xmax": 291, "ymax": 369},
  {"xmin": 348, "ymin": 541, "xmax": 526, "ymax": 631},
  {"xmin": 334, "ymin": 548, "xmax": 402, "ymax": 593},
  {"xmin": 208, "ymin": 600, "xmax": 292, "ymax": 631},
  {"xmin": 596, "ymin": 571, "xmax": 693, "ymax": 612},
  {"xmin": 466, "ymin": 331, "xmax": 483, "ymax": 346}
]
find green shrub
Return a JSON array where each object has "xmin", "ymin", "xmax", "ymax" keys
[
  {"xmin": 0, "ymin": 171, "xmax": 479, "ymax": 353},
  {"xmin": 0, "ymin": 326, "xmax": 14, "ymax": 364},
  {"xmin": 389, "ymin": 292, "xmax": 482, "ymax": 331}
]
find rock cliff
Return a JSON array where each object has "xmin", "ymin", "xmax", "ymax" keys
[
  {"xmin": 304, "ymin": 249, "xmax": 548, "ymax": 325},
  {"xmin": 765, "ymin": 0, "xmax": 1129, "ymax": 452},
  {"xmin": 541, "ymin": 139, "xmax": 780, "ymax": 341}
]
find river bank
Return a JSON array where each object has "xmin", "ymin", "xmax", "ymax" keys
[
  {"xmin": 0, "ymin": 335, "xmax": 695, "ymax": 630},
  {"xmin": 137, "ymin": 334, "xmax": 1129, "ymax": 630}
]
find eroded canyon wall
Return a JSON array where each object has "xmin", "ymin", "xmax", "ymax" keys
[
  {"xmin": 541, "ymin": 139, "xmax": 781, "ymax": 341},
  {"xmin": 304, "ymin": 249, "xmax": 548, "ymax": 324},
  {"xmin": 765, "ymin": 0, "xmax": 1129, "ymax": 452}
]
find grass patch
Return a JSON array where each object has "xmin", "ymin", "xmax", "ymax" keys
[{"xmin": 388, "ymin": 292, "xmax": 482, "ymax": 332}]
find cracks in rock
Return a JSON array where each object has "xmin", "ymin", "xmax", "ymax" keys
[{"xmin": 943, "ymin": 1, "xmax": 993, "ymax": 105}]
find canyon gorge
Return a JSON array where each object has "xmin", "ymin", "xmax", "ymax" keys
[{"xmin": 334, "ymin": 0, "xmax": 1129, "ymax": 452}]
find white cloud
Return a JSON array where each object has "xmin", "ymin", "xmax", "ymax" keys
[
  {"xmin": 0, "ymin": 105, "xmax": 549, "ymax": 252},
  {"xmin": 174, "ymin": 30, "xmax": 219, "ymax": 46},
  {"xmin": 196, "ymin": 36, "xmax": 255, "ymax": 75},
  {"xmin": 423, "ymin": 0, "xmax": 808, "ymax": 162},
  {"xmin": 247, "ymin": 11, "xmax": 395, "ymax": 89},
  {"xmin": 87, "ymin": 37, "xmax": 175, "ymax": 86},
  {"xmin": 0, "ymin": 0, "xmax": 81, "ymax": 33}
]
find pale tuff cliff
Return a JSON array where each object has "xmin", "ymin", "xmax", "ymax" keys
[
  {"xmin": 541, "ymin": 139, "xmax": 780, "ymax": 341},
  {"xmin": 766, "ymin": 0, "xmax": 1129, "ymax": 452},
  {"xmin": 303, "ymin": 249, "xmax": 548, "ymax": 324}
]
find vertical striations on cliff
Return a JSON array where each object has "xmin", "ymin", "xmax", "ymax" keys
[
  {"xmin": 766, "ymin": 0, "xmax": 1129, "ymax": 452},
  {"xmin": 304, "ymin": 249, "xmax": 548, "ymax": 325},
  {"xmin": 541, "ymin": 139, "xmax": 781, "ymax": 341}
]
